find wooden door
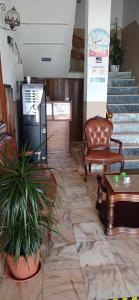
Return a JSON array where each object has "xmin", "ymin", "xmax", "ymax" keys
[{"xmin": 69, "ymin": 79, "xmax": 84, "ymax": 142}]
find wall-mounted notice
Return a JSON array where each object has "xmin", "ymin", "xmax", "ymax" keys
[{"xmin": 88, "ymin": 28, "xmax": 110, "ymax": 87}]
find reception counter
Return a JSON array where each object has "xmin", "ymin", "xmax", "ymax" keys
[{"xmin": 46, "ymin": 101, "xmax": 71, "ymax": 157}]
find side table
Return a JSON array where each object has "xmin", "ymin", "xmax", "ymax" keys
[{"xmin": 97, "ymin": 174, "xmax": 139, "ymax": 235}]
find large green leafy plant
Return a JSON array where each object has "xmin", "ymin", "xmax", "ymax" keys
[
  {"xmin": 0, "ymin": 146, "xmax": 58, "ymax": 262},
  {"xmin": 110, "ymin": 18, "xmax": 124, "ymax": 66}
]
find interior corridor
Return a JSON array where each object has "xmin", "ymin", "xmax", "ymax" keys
[{"xmin": 0, "ymin": 145, "xmax": 139, "ymax": 300}]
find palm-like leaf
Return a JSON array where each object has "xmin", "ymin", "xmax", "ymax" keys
[{"xmin": 0, "ymin": 144, "xmax": 59, "ymax": 261}]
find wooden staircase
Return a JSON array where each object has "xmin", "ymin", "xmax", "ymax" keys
[{"xmin": 70, "ymin": 30, "xmax": 84, "ymax": 71}]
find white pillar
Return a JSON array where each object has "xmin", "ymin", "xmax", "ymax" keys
[{"xmin": 84, "ymin": 0, "xmax": 111, "ymax": 120}]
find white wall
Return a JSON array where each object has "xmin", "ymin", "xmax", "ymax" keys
[
  {"xmin": 84, "ymin": 0, "xmax": 111, "ymax": 118},
  {"xmin": 123, "ymin": 0, "xmax": 139, "ymax": 27},
  {"xmin": 111, "ymin": 0, "xmax": 124, "ymax": 27},
  {"xmin": 74, "ymin": 0, "xmax": 85, "ymax": 29},
  {"xmin": 13, "ymin": 0, "xmax": 76, "ymax": 78},
  {"xmin": 0, "ymin": 0, "xmax": 22, "ymax": 100}
]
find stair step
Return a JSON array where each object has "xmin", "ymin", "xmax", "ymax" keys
[
  {"xmin": 113, "ymin": 122, "xmax": 139, "ymax": 132},
  {"xmin": 125, "ymin": 155, "xmax": 139, "ymax": 161},
  {"xmin": 107, "ymin": 95, "xmax": 139, "ymax": 104},
  {"xmin": 108, "ymin": 87, "xmax": 139, "ymax": 95},
  {"xmin": 111, "ymin": 143, "xmax": 139, "ymax": 156},
  {"xmin": 108, "ymin": 70, "xmax": 139, "ymax": 170},
  {"xmin": 110, "ymin": 155, "xmax": 139, "ymax": 170},
  {"xmin": 108, "ymin": 78, "xmax": 135, "ymax": 87},
  {"xmin": 112, "ymin": 113, "xmax": 139, "ymax": 122},
  {"xmin": 124, "ymin": 156, "xmax": 139, "ymax": 169},
  {"xmin": 112, "ymin": 132, "xmax": 139, "ymax": 144},
  {"xmin": 108, "ymin": 104, "xmax": 139, "ymax": 113},
  {"xmin": 108, "ymin": 71, "xmax": 133, "ymax": 79}
]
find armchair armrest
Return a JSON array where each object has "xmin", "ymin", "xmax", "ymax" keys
[{"xmin": 110, "ymin": 137, "xmax": 122, "ymax": 154}]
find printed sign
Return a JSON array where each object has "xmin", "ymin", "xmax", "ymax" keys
[{"xmin": 88, "ymin": 28, "xmax": 110, "ymax": 99}]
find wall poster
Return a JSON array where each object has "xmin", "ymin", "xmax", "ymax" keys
[{"xmin": 88, "ymin": 28, "xmax": 110, "ymax": 90}]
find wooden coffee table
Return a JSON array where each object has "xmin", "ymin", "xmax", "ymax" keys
[{"xmin": 97, "ymin": 174, "xmax": 139, "ymax": 235}]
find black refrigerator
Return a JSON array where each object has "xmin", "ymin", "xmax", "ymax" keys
[{"xmin": 22, "ymin": 84, "xmax": 47, "ymax": 162}]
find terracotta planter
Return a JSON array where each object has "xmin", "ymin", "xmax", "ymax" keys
[{"xmin": 7, "ymin": 251, "xmax": 40, "ymax": 280}]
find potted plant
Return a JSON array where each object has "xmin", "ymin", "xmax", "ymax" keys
[
  {"xmin": 110, "ymin": 18, "xmax": 124, "ymax": 72},
  {"xmin": 0, "ymin": 145, "xmax": 58, "ymax": 280}
]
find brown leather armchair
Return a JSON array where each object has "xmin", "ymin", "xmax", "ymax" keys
[{"xmin": 83, "ymin": 116, "xmax": 124, "ymax": 181}]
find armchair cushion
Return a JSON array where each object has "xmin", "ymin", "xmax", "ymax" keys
[{"xmin": 85, "ymin": 149, "xmax": 123, "ymax": 164}]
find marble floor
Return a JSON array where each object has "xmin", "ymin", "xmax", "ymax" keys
[{"xmin": 1, "ymin": 145, "xmax": 139, "ymax": 300}]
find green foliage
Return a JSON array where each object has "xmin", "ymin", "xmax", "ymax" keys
[
  {"xmin": 110, "ymin": 18, "xmax": 124, "ymax": 66},
  {"xmin": 0, "ymin": 145, "xmax": 59, "ymax": 261}
]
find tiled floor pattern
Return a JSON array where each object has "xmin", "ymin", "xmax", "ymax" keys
[{"xmin": 1, "ymin": 146, "xmax": 139, "ymax": 300}]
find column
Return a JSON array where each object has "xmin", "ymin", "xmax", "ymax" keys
[{"xmin": 84, "ymin": 0, "xmax": 111, "ymax": 120}]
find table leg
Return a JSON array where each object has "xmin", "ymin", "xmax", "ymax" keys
[
  {"xmin": 107, "ymin": 195, "xmax": 114, "ymax": 234},
  {"xmin": 97, "ymin": 175, "xmax": 103, "ymax": 204}
]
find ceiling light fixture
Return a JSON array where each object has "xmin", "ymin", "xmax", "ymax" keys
[
  {"xmin": 0, "ymin": 2, "xmax": 6, "ymax": 11},
  {"xmin": 5, "ymin": 6, "xmax": 20, "ymax": 30}
]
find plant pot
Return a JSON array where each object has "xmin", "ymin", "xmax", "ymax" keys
[
  {"xmin": 7, "ymin": 251, "xmax": 40, "ymax": 280},
  {"xmin": 110, "ymin": 65, "xmax": 120, "ymax": 72}
]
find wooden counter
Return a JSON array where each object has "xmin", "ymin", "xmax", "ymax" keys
[{"xmin": 47, "ymin": 101, "xmax": 71, "ymax": 157}]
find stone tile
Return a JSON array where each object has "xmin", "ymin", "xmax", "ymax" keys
[
  {"xmin": 74, "ymin": 222, "xmax": 106, "ymax": 242},
  {"xmin": 66, "ymin": 186, "xmax": 88, "ymax": 197},
  {"xmin": 70, "ymin": 207, "xmax": 99, "ymax": 224},
  {"xmin": 0, "ymin": 267, "xmax": 43, "ymax": 300},
  {"xmin": 64, "ymin": 178, "xmax": 84, "ymax": 188},
  {"xmin": 67, "ymin": 196, "xmax": 93, "ymax": 209},
  {"xmin": 51, "ymin": 224, "xmax": 75, "ymax": 248},
  {"xmin": 108, "ymin": 238, "xmax": 139, "ymax": 267},
  {"xmin": 0, "ymin": 255, "xmax": 5, "ymax": 276},
  {"xmin": 43, "ymin": 268, "xmax": 86, "ymax": 300},
  {"xmin": 54, "ymin": 207, "xmax": 71, "ymax": 224},
  {"xmin": 77, "ymin": 240, "xmax": 116, "ymax": 268},
  {"xmin": 106, "ymin": 233, "xmax": 139, "ymax": 241},
  {"xmin": 56, "ymin": 186, "xmax": 68, "ymax": 207},
  {"xmin": 43, "ymin": 244, "xmax": 80, "ymax": 270},
  {"xmin": 63, "ymin": 172, "xmax": 83, "ymax": 181},
  {"xmin": 119, "ymin": 264, "xmax": 139, "ymax": 295},
  {"xmin": 82, "ymin": 265, "xmax": 129, "ymax": 300}
]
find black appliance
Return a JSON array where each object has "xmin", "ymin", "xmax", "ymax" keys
[{"xmin": 22, "ymin": 84, "xmax": 47, "ymax": 162}]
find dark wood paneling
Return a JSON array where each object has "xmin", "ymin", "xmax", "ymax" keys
[
  {"xmin": 45, "ymin": 79, "xmax": 69, "ymax": 101},
  {"xmin": 69, "ymin": 79, "xmax": 83, "ymax": 142},
  {"xmin": 0, "ymin": 58, "xmax": 7, "ymax": 123},
  {"xmin": 46, "ymin": 78, "xmax": 84, "ymax": 142},
  {"xmin": 4, "ymin": 85, "xmax": 15, "ymax": 137}
]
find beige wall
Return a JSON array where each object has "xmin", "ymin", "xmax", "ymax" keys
[
  {"xmin": 86, "ymin": 102, "xmax": 107, "ymax": 119},
  {"xmin": 122, "ymin": 21, "xmax": 139, "ymax": 84}
]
